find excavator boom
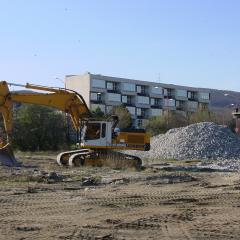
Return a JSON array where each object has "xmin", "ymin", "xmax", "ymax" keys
[
  {"xmin": 0, "ymin": 81, "xmax": 90, "ymax": 165},
  {"xmin": 0, "ymin": 81, "xmax": 90, "ymax": 142}
]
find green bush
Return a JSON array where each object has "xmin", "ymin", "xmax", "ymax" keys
[
  {"xmin": 109, "ymin": 105, "xmax": 132, "ymax": 129},
  {"xmin": 188, "ymin": 109, "xmax": 217, "ymax": 124},
  {"xmin": 146, "ymin": 111, "xmax": 188, "ymax": 136},
  {"xmin": 13, "ymin": 104, "xmax": 67, "ymax": 151}
]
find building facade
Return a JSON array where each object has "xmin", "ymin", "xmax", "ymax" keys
[{"xmin": 65, "ymin": 72, "xmax": 210, "ymax": 128}]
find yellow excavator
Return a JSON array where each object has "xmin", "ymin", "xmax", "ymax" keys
[{"xmin": 0, "ymin": 81, "xmax": 150, "ymax": 168}]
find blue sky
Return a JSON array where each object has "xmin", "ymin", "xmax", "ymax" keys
[{"xmin": 0, "ymin": 0, "xmax": 240, "ymax": 91}]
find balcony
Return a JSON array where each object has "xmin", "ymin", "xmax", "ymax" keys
[
  {"xmin": 137, "ymin": 92, "xmax": 149, "ymax": 97},
  {"xmin": 164, "ymin": 95, "xmax": 174, "ymax": 99},
  {"xmin": 122, "ymin": 102, "xmax": 135, "ymax": 107},
  {"xmin": 107, "ymin": 89, "xmax": 120, "ymax": 94},
  {"xmin": 90, "ymin": 99, "xmax": 103, "ymax": 104},
  {"xmin": 150, "ymin": 104, "xmax": 163, "ymax": 108},
  {"xmin": 176, "ymin": 106, "xmax": 186, "ymax": 111}
]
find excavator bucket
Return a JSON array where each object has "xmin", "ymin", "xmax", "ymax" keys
[{"xmin": 0, "ymin": 143, "xmax": 18, "ymax": 167}]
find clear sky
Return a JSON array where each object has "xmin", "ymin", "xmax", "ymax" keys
[{"xmin": 1, "ymin": 0, "xmax": 240, "ymax": 91}]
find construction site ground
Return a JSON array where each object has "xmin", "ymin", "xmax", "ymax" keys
[{"xmin": 0, "ymin": 153, "xmax": 240, "ymax": 240}]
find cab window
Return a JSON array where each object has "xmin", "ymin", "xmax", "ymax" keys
[
  {"xmin": 85, "ymin": 123, "xmax": 101, "ymax": 140},
  {"xmin": 102, "ymin": 123, "xmax": 106, "ymax": 138}
]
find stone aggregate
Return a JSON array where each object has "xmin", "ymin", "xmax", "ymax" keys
[{"xmin": 126, "ymin": 122, "xmax": 240, "ymax": 170}]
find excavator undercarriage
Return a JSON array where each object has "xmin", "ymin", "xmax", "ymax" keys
[{"xmin": 57, "ymin": 149, "xmax": 142, "ymax": 169}]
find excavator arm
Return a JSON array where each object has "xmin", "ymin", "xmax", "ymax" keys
[{"xmin": 0, "ymin": 81, "xmax": 90, "ymax": 144}]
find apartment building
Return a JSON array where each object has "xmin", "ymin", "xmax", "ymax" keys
[{"xmin": 65, "ymin": 72, "xmax": 210, "ymax": 128}]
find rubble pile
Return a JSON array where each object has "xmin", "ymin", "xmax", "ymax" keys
[{"xmin": 128, "ymin": 122, "xmax": 240, "ymax": 170}]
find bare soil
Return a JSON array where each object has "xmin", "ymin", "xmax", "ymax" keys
[{"xmin": 0, "ymin": 154, "xmax": 240, "ymax": 240}]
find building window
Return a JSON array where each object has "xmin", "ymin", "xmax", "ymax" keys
[
  {"xmin": 136, "ymin": 85, "xmax": 146, "ymax": 94},
  {"xmin": 137, "ymin": 119, "xmax": 143, "ymax": 128},
  {"xmin": 122, "ymin": 95, "xmax": 127, "ymax": 103},
  {"xmin": 90, "ymin": 92, "xmax": 102, "ymax": 101},
  {"xmin": 92, "ymin": 79, "xmax": 105, "ymax": 88},
  {"xmin": 198, "ymin": 92, "xmax": 210, "ymax": 100},
  {"xmin": 151, "ymin": 86, "xmax": 163, "ymax": 95},
  {"xmin": 136, "ymin": 108, "xmax": 145, "ymax": 117},
  {"xmin": 164, "ymin": 88, "xmax": 174, "ymax": 97},
  {"xmin": 122, "ymin": 95, "xmax": 132, "ymax": 104},
  {"xmin": 107, "ymin": 82, "xmax": 117, "ymax": 91},
  {"xmin": 176, "ymin": 100, "xmax": 185, "ymax": 110},
  {"xmin": 188, "ymin": 91, "xmax": 196, "ymax": 100},
  {"xmin": 122, "ymin": 83, "xmax": 135, "ymax": 92},
  {"xmin": 107, "ymin": 93, "xmax": 121, "ymax": 102},
  {"xmin": 176, "ymin": 89, "xmax": 187, "ymax": 98},
  {"xmin": 137, "ymin": 96, "xmax": 149, "ymax": 104},
  {"xmin": 150, "ymin": 98, "xmax": 161, "ymax": 106},
  {"xmin": 163, "ymin": 98, "xmax": 175, "ymax": 107},
  {"xmin": 150, "ymin": 108, "xmax": 162, "ymax": 117}
]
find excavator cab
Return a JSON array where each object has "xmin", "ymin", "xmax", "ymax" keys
[
  {"xmin": 80, "ymin": 117, "xmax": 150, "ymax": 151},
  {"xmin": 81, "ymin": 120, "xmax": 110, "ymax": 148}
]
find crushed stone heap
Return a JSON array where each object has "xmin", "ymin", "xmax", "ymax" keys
[{"xmin": 131, "ymin": 122, "xmax": 240, "ymax": 161}]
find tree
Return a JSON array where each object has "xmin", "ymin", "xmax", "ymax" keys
[
  {"xmin": 13, "ymin": 104, "xmax": 67, "ymax": 151},
  {"xmin": 146, "ymin": 111, "xmax": 188, "ymax": 136},
  {"xmin": 91, "ymin": 107, "xmax": 105, "ymax": 119},
  {"xmin": 146, "ymin": 116, "xmax": 167, "ymax": 136},
  {"xmin": 188, "ymin": 109, "xmax": 217, "ymax": 124},
  {"xmin": 110, "ymin": 105, "xmax": 131, "ymax": 129}
]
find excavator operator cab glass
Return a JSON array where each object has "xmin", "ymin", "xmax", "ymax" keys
[
  {"xmin": 101, "ymin": 123, "xmax": 106, "ymax": 138},
  {"xmin": 85, "ymin": 123, "xmax": 101, "ymax": 140}
]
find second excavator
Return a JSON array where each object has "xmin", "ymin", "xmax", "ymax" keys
[{"xmin": 0, "ymin": 81, "xmax": 150, "ymax": 168}]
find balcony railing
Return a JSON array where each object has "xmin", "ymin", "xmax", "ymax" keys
[
  {"xmin": 90, "ymin": 99, "xmax": 103, "ymax": 104},
  {"xmin": 107, "ymin": 89, "xmax": 120, "ymax": 94},
  {"xmin": 150, "ymin": 104, "xmax": 163, "ymax": 108}
]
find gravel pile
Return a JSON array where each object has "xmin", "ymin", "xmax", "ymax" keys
[{"xmin": 126, "ymin": 122, "xmax": 240, "ymax": 170}]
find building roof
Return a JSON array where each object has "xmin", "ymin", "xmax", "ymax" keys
[{"xmin": 88, "ymin": 72, "xmax": 210, "ymax": 93}]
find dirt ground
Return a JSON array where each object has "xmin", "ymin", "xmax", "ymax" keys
[{"xmin": 0, "ymin": 154, "xmax": 240, "ymax": 240}]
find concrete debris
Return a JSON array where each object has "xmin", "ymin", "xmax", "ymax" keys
[
  {"xmin": 32, "ymin": 170, "xmax": 64, "ymax": 183},
  {"xmin": 126, "ymin": 122, "xmax": 240, "ymax": 171},
  {"xmin": 82, "ymin": 176, "xmax": 101, "ymax": 186}
]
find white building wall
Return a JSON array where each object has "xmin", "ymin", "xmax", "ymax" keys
[{"xmin": 65, "ymin": 74, "xmax": 91, "ymax": 108}]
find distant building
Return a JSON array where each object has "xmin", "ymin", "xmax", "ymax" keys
[{"xmin": 65, "ymin": 72, "xmax": 210, "ymax": 128}]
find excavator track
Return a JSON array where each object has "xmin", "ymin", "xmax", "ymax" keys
[
  {"xmin": 56, "ymin": 149, "xmax": 90, "ymax": 166},
  {"xmin": 57, "ymin": 149, "xmax": 142, "ymax": 170}
]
